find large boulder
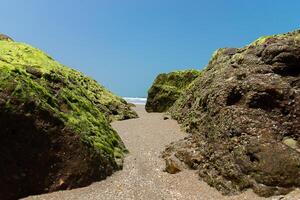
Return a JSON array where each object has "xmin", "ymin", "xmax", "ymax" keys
[
  {"xmin": 0, "ymin": 38, "xmax": 137, "ymax": 199},
  {"xmin": 145, "ymin": 70, "xmax": 201, "ymax": 112},
  {"xmin": 164, "ymin": 30, "xmax": 300, "ymax": 197}
]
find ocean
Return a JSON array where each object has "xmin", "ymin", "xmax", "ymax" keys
[{"xmin": 123, "ymin": 97, "xmax": 147, "ymax": 105}]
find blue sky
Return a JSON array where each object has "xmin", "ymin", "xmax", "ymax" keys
[{"xmin": 1, "ymin": 0, "xmax": 299, "ymax": 97}]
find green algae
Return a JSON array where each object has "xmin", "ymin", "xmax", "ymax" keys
[
  {"xmin": 146, "ymin": 69, "xmax": 201, "ymax": 112},
  {"xmin": 249, "ymin": 29, "xmax": 300, "ymax": 46},
  {"xmin": 0, "ymin": 40, "xmax": 136, "ymax": 167},
  {"xmin": 155, "ymin": 69, "xmax": 201, "ymax": 89}
]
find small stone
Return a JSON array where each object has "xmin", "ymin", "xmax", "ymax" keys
[
  {"xmin": 25, "ymin": 66, "xmax": 43, "ymax": 78},
  {"xmin": 283, "ymin": 138, "xmax": 298, "ymax": 149},
  {"xmin": 164, "ymin": 155, "xmax": 185, "ymax": 174}
]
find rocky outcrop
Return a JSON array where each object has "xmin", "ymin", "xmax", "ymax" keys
[
  {"xmin": 0, "ymin": 38, "xmax": 137, "ymax": 199},
  {"xmin": 163, "ymin": 30, "xmax": 300, "ymax": 197},
  {"xmin": 145, "ymin": 70, "xmax": 201, "ymax": 112}
]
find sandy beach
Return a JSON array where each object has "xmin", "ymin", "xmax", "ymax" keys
[{"xmin": 24, "ymin": 105, "xmax": 300, "ymax": 200}]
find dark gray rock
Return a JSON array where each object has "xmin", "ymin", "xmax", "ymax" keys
[{"xmin": 164, "ymin": 30, "xmax": 300, "ymax": 197}]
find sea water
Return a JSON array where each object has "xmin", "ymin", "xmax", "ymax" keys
[{"xmin": 123, "ymin": 97, "xmax": 147, "ymax": 105}]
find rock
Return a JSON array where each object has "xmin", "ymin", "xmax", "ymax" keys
[
  {"xmin": 163, "ymin": 137, "xmax": 202, "ymax": 171},
  {"xmin": 283, "ymin": 138, "xmax": 298, "ymax": 149},
  {"xmin": 127, "ymin": 102, "xmax": 136, "ymax": 107},
  {"xmin": 165, "ymin": 155, "xmax": 185, "ymax": 174},
  {"xmin": 0, "ymin": 39, "xmax": 137, "ymax": 199},
  {"xmin": 0, "ymin": 34, "xmax": 13, "ymax": 41},
  {"xmin": 145, "ymin": 70, "xmax": 201, "ymax": 112},
  {"xmin": 165, "ymin": 30, "xmax": 300, "ymax": 197}
]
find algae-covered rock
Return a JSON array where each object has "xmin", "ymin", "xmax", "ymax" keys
[
  {"xmin": 0, "ymin": 38, "xmax": 137, "ymax": 199},
  {"xmin": 145, "ymin": 70, "xmax": 201, "ymax": 112},
  {"xmin": 164, "ymin": 30, "xmax": 300, "ymax": 197}
]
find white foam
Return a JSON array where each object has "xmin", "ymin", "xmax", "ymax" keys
[{"xmin": 123, "ymin": 97, "xmax": 147, "ymax": 105}]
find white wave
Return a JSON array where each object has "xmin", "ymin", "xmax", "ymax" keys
[{"xmin": 123, "ymin": 97, "xmax": 147, "ymax": 105}]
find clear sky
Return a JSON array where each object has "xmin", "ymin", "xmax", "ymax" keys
[{"xmin": 1, "ymin": 0, "xmax": 299, "ymax": 97}]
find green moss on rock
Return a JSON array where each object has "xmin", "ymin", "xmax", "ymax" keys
[
  {"xmin": 0, "ymin": 38, "xmax": 136, "ymax": 199},
  {"xmin": 164, "ymin": 30, "xmax": 300, "ymax": 197},
  {"xmin": 145, "ymin": 69, "xmax": 201, "ymax": 112}
]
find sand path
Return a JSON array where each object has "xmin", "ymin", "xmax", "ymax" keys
[{"xmin": 25, "ymin": 105, "xmax": 300, "ymax": 200}]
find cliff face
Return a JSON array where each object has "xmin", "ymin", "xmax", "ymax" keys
[
  {"xmin": 145, "ymin": 70, "xmax": 201, "ymax": 112},
  {"xmin": 164, "ymin": 30, "xmax": 300, "ymax": 197},
  {"xmin": 0, "ymin": 38, "xmax": 137, "ymax": 199}
]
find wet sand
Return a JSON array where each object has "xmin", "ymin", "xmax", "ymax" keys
[{"xmin": 25, "ymin": 105, "xmax": 300, "ymax": 200}]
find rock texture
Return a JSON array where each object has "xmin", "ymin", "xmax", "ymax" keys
[
  {"xmin": 163, "ymin": 30, "xmax": 300, "ymax": 197},
  {"xmin": 0, "ymin": 37, "xmax": 137, "ymax": 200},
  {"xmin": 146, "ymin": 70, "xmax": 201, "ymax": 112}
]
